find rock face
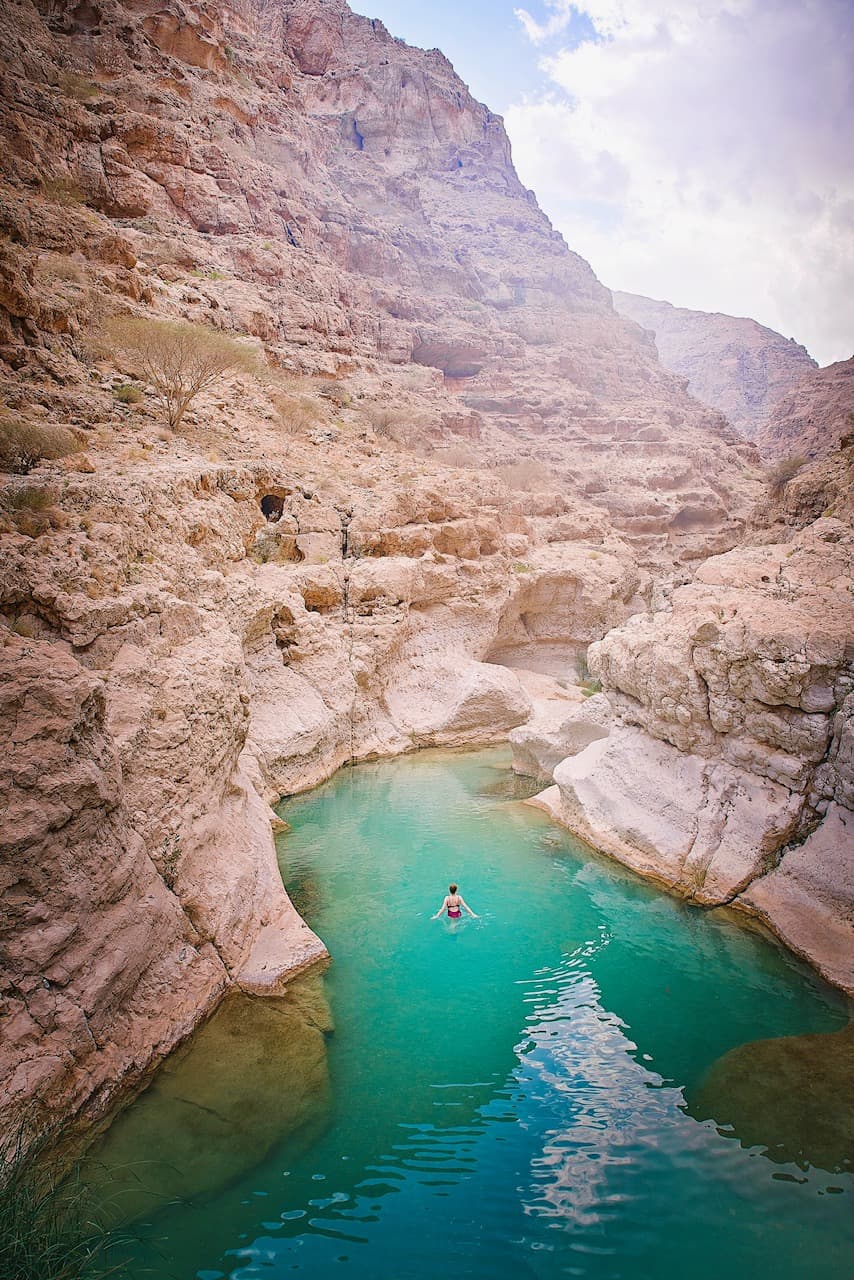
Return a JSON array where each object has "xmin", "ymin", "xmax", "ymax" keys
[
  {"xmin": 527, "ymin": 519, "xmax": 854, "ymax": 993},
  {"xmin": 0, "ymin": 430, "xmax": 650, "ymax": 1141},
  {"xmin": 0, "ymin": 0, "xmax": 760, "ymax": 565},
  {"xmin": 0, "ymin": 0, "xmax": 846, "ymax": 1148},
  {"xmin": 510, "ymin": 691, "xmax": 611, "ymax": 784},
  {"xmin": 756, "ymin": 357, "xmax": 854, "ymax": 462},
  {"xmin": 0, "ymin": 490, "xmax": 329, "ymax": 1138},
  {"xmin": 613, "ymin": 292, "xmax": 817, "ymax": 446}
]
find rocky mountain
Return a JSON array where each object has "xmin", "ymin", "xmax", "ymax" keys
[
  {"xmin": 0, "ymin": 0, "xmax": 850, "ymax": 1151},
  {"xmin": 757, "ymin": 356, "xmax": 854, "ymax": 461},
  {"xmin": 0, "ymin": 0, "xmax": 760, "ymax": 563},
  {"xmin": 612, "ymin": 291, "xmax": 817, "ymax": 446}
]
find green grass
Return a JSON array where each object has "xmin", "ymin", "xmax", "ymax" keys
[
  {"xmin": 575, "ymin": 651, "xmax": 603, "ymax": 697},
  {"xmin": 2, "ymin": 485, "xmax": 56, "ymax": 513},
  {"xmin": 0, "ymin": 1119, "xmax": 132, "ymax": 1280}
]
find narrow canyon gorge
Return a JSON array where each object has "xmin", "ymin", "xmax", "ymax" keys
[{"xmin": 0, "ymin": 0, "xmax": 851, "ymax": 1164}]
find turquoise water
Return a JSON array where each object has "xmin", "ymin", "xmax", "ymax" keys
[{"xmin": 90, "ymin": 748, "xmax": 853, "ymax": 1279}]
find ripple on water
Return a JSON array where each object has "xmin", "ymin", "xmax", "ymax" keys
[{"xmin": 84, "ymin": 748, "xmax": 852, "ymax": 1280}]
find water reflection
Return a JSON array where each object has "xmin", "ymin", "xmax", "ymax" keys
[
  {"xmin": 85, "ymin": 971, "xmax": 332, "ymax": 1223},
  {"xmin": 85, "ymin": 749, "xmax": 854, "ymax": 1279},
  {"xmin": 468, "ymin": 760, "xmax": 545, "ymax": 803},
  {"xmin": 688, "ymin": 1022, "xmax": 854, "ymax": 1174},
  {"xmin": 559, "ymin": 858, "xmax": 849, "ymax": 1091}
]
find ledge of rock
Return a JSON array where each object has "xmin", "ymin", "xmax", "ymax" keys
[
  {"xmin": 511, "ymin": 691, "xmax": 611, "ymax": 784},
  {"xmin": 551, "ymin": 726, "xmax": 802, "ymax": 904}
]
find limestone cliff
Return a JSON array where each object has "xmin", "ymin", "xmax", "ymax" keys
[
  {"xmin": 520, "ymin": 519, "xmax": 854, "ymax": 994},
  {"xmin": 612, "ymin": 291, "xmax": 817, "ymax": 447},
  {"xmin": 0, "ymin": 0, "xmax": 846, "ymax": 1150},
  {"xmin": 756, "ymin": 356, "xmax": 854, "ymax": 462}
]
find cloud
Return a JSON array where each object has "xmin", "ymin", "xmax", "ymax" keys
[
  {"xmin": 507, "ymin": 0, "xmax": 854, "ymax": 365},
  {"xmin": 514, "ymin": 1, "xmax": 575, "ymax": 44}
]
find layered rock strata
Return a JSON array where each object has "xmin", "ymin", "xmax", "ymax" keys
[
  {"xmin": 0, "ymin": 0, "xmax": 760, "ymax": 564},
  {"xmin": 521, "ymin": 519, "xmax": 854, "ymax": 993}
]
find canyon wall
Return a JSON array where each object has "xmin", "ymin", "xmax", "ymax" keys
[
  {"xmin": 612, "ymin": 291, "xmax": 817, "ymax": 447},
  {"xmin": 0, "ymin": 420, "xmax": 651, "ymax": 1140},
  {"xmin": 756, "ymin": 356, "xmax": 854, "ymax": 462},
  {"xmin": 519, "ymin": 517, "xmax": 854, "ymax": 994},
  {"xmin": 0, "ymin": 0, "xmax": 848, "ymax": 1148},
  {"xmin": 0, "ymin": 0, "xmax": 760, "ymax": 561}
]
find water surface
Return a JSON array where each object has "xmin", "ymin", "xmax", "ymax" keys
[{"xmin": 89, "ymin": 748, "xmax": 853, "ymax": 1278}]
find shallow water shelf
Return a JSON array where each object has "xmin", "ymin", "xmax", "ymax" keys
[{"xmin": 87, "ymin": 748, "xmax": 854, "ymax": 1280}]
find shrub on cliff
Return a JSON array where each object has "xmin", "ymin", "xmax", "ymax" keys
[
  {"xmin": 575, "ymin": 652, "xmax": 602, "ymax": 697},
  {"xmin": 111, "ymin": 383, "xmax": 143, "ymax": 405},
  {"xmin": 362, "ymin": 403, "xmax": 426, "ymax": 447},
  {"xmin": 272, "ymin": 391, "xmax": 319, "ymax": 434},
  {"xmin": 317, "ymin": 379, "xmax": 352, "ymax": 408},
  {"xmin": 100, "ymin": 317, "xmax": 259, "ymax": 431},
  {"xmin": 766, "ymin": 454, "xmax": 808, "ymax": 499},
  {"xmin": 40, "ymin": 176, "xmax": 86, "ymax": 207},
  {"xmin": 363, "ymin": 404, "xmax": 403, "ymax": 437},
  {"xmin": 494, "ymin": 459, "xmax": 554, "ymax": 492},
  {"xmin": 58, "ymin": 71, "xmax": 101, "ymax": 103},
  {"xmin": 0, "ymin": 485, "xmax": 66, "ymax": 537},
  {"xmin": 434, "ymin": 444, "xmax": 478, "ymax": 468},
  {"xmin": 0, "ymin": 418, "xmax": 79, "ymax": 475}
]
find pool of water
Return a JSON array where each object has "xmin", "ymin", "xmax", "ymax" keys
[{"xmin": 88, "ymin": 748, "xmax": 853, "ymax": 1279}]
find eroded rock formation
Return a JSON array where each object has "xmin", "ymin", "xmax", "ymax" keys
[
  {"xmin": 612, "ymin": 291, "xmax": 818, "ymax": 447},
  {"xmin": 0, "ymin": 0, "xmax": 849, "ymax": 1148},
  {"xmin": 523, "ymin": 519, "xmax": 854, "ymax": 993},
  {"xmin": 0, "ymin": 424, "xmax": 652, "ymax": 1140}
]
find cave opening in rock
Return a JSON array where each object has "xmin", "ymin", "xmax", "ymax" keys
[{"xmin": 260, "ymin": 494, "xmax": 285, "ymax": 522}]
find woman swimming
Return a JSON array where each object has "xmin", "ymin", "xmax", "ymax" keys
[{"xmin": 431, "ymin": 883, "xmax": 478, "ymax": 920}]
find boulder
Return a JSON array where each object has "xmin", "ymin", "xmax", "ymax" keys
[
  {"xmin": 552, "ymin": 726, "xmax": 803, "ymax": 903},
  {"xmin": 511, "ymin": 692, "xmax": 611, "ymax": 783}
]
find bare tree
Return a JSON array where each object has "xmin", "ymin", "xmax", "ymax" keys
[{"xmin": 102, "ymin": 317, "xmax": 258, "ymax": 430}]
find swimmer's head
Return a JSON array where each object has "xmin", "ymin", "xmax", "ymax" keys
[{"xmin": 449, "ymin": 883, "xmax": 458, "ymax": 894}]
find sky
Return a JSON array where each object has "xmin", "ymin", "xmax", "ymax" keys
[{"xmin": 353, "ymin": 0, "xmax": 854, "ymax": 367}]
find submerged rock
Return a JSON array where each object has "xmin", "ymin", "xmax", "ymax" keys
[
  {"xmin": 83, "ymin": 974, "xmax": 333, "ymax": 1223},
  {"xmin": 689, "ymin": 1022, "xmax": 854, "ymax": 1175}
]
